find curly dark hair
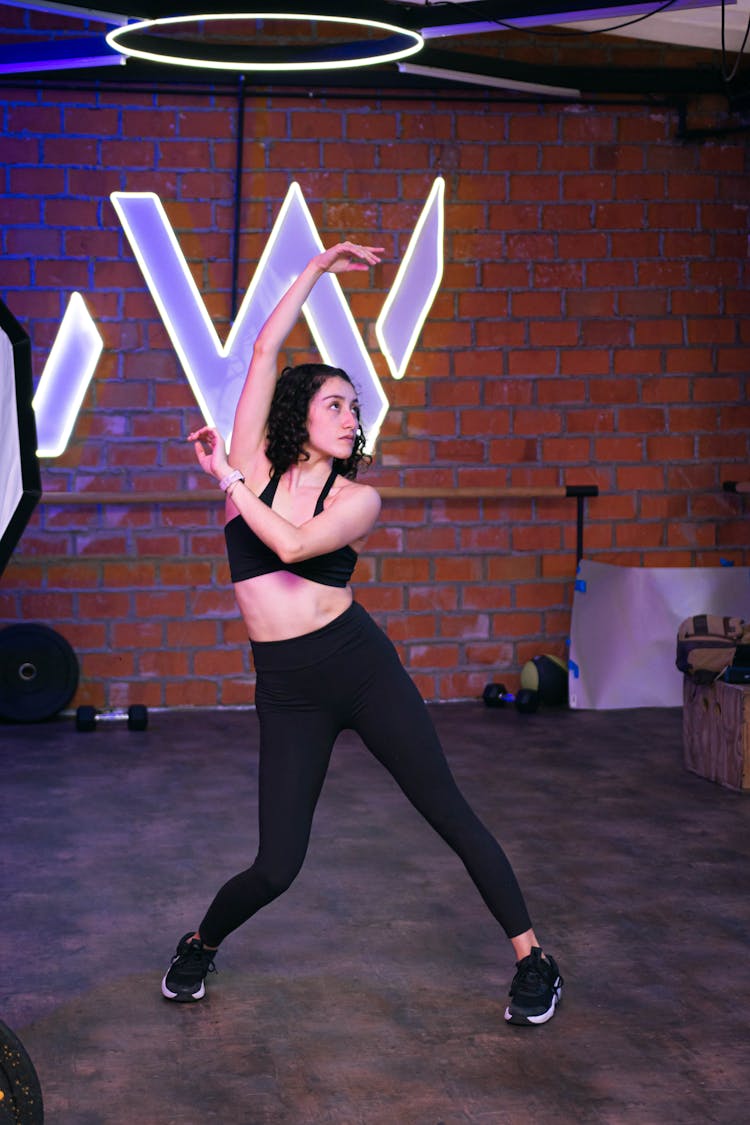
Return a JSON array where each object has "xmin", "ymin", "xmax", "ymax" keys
[{"xmin": 265, "ymin": 363, "xmax": 370, "ymax": 479}]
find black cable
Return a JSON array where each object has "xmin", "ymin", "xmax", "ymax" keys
[{"xmin": 721, "ymin": 0, "xmax": 750, "ymax": 83}]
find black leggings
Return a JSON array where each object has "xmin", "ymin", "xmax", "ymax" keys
[{"xmin": 199, "ymin": 601, "xmax": 532, "ymax": 947}]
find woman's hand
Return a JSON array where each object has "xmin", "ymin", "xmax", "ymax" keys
[
  {"xmin": 312, "ymin": 241, "xmax": 384, "ymax": 275},
  {"xmin": 188, "ymin": 425, "xmax": 232, "ymax": 481}
]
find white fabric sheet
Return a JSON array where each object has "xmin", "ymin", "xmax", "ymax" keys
[{"xmin": 568, "ymin": 558, "xmax": 750, "ymax": 709}]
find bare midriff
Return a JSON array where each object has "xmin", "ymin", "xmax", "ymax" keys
[{"xmin": 232, "ymin": 570, "xmax": 354, "ymax": 642}]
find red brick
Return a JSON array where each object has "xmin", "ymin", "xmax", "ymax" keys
[
  {"xmin": 541, "ymin": 204, "xmax": 591, "ymax": 230},
  {"xmin": 455, "ymin": 173, "xmax": 507, "ymax": 203},
  {"xmin": 641, "ymin": 377, "xmax": 691, "ymax": 403},
  {"xmin": 562, "ymin": 173, "xmax": 613, "ymax": 201},
  {"xmin": 488, "ymin": 203, "xmax": 540, "ymax": 231},
  {"xmin": 2, "ymin": 260, "xmax": 31, "ymax": 285},
  {"xmin": 80, "ymin": 651, "xmax": 135, "ymax": 679},
  {"xmin": 698, "ymin": 434, "xmax": 749, "ymax": 459},
  {"xmin": 463, "ymin": 644, "xmax": 514, "ymax": 669},
  {"xmin": 582, "ymin": 320, "xmax": 632, "ymax": 347},
  {"xmin": 507, "ymin": 351, "xmax": 557, "ymax": 377},
  {"xmin": 616, "ymin": 465, "xmax": 666, "ymax": 491},
  {"xmin": 434, "ymin": 558, "xmax": 483, "ymax": 582},
  {"xmin": 0, "ymin": 197, "xmax": 41, "ymax": 225},
  {"xmin": 667, "ymin": 174, "xmax": 718, "ymax": 201},
  {"xmin": 537, "ymin": 379, "xmax": 586, "ymax": 405},
  {"xmin": 459, "ymin": 584, "xmax": 511, "ymax": 611},
  {"xmin": 559, "ymin": 232, "xmax": 609, "ymax": 260},
  {"xmin": 534, "ymin": 263, "xmax": 584, "ymax": 290},
  {"xmin": 475, "ymin": 321, "xmax": 525, "ymax": 349},
  {"xmin": 612, "ymin": 232, "xmax": 660, "ymax": 258},
  {"xmin": 457, "ymin": 409, "xmax": 508, "ymax": 437},
  {"xmin": 408, "ymin": 643, "xmax": 461, "ymax": 669},
  {"xmin": 587, "ymin": 261, "xmax": 636, "ymax": 286},
  {"xmin": 134, "ymin": 591, "xmax": 188, "ymax": 618},
  {"xmin": 716, "ymin": 349, "xmax": 750, "ymax": 373},
  {"xmin": 645, "ymin": 435, "xmax": 694, "ymax": 461},
  {"xmin": 512, "ymin": 292, "xmax": 559, "ymax": 319},
  {"xmin": 687, "ymin": 319, "xmax": 737, "ymax": 345},
  {"xmin": 699, "ymin": 147, "xmax": 745, "ymax": 174},
  {"xmin": 408, "ymin": 586, "xmax": 458, "ymax": 612},
  {"xmin": 112, "ymin": 622, "xmax": 164, "ymax": 650},
  {"xmin": 6, "ymin": 227, "xmax": 62, "ymax": 256},
  {"xmin": 489, "ymin": 145, "xmax": 538, "ymax": 172},
  {"xmin": 541, "ymin": 145, "xmax": 591, "ymax": 172},
  {"xmin": 165, "ymin": 680, "xmax": 219, "ymax": 707},
  {"xmin": 509, "ymin": 174, "xmax": 559, "ymax": 202},
  {"xmin": 8, "ymin": 105, "xmax": 62, "ymax": 133},
  {"xmin": 509, "ymin": 115, "xmax": 558, "ymax": 143},
  {"xmin": 542, "ymin": 437, "xmax": 591, "ymax": 462},
  {"xmin": 615, "ymin": 174, "xmax": 666, "ymax": 200},
  {"xmin": 357, "ymin": 586, "xmax": 405, "ymax": 613},
  {"xmin": 481, "ymin": 263, "xmax": 532, "ymax": 290},
  {"xmin": 566, "ymin": 292, "xmax": 615, "ymax": 317},
  {"xmin": 670, "ymin": 407, "xmax": 719, "ymax": 432},
  {"xmin": 613, "ymin": 349, "xmax": 662, "ymax": 376},
  {"xmin": 387, "ymin": 614, "xmax": 438, "ymax": 642},
  {"xmin": 594, "ymin": 202, "xmax": 644, "ymax": 228},
  {"xmin": 564, "ymin": 115, "xmax": 615, "ymax": 143},
  {"xmin": 458, "ymin": 524, "xmax": 511, "ymax": 552},
  {"xmin": 491, "ymin": 611, "xmax": 544, "ymax": 637},
  {"xmin": 398, "ymin": 109, "xmax": 451, "ymax": 139},
  {"xmin": 567, "ymin": 409, "xmax": 615, "ymax": 433},
  {"xmin": 634, "ymin": 319, "xmax": 688, "ymax": 344},
  {"xmin": 664, "ymin": 348, "xmax": 713, "ymax": 374},
  {"xmin": 528, "ymin": 321, "xmax": 580, "ymax": 346},
  {"xmin": 506, "ymin": 232, "xmax": 557, "ymax": 261},
  {"xmin": 615, "ymin": 521, "xmax": 665, "ymax": 548},
  {"xmin": 692, "ymin": 376, "xmax": 742, "ymax": 402}
]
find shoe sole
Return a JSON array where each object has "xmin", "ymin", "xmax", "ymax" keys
[
  {"xmin": 504, "ymin": 980, "xmax": 562, "ymax": 1026},
  {"xmin": 161, "ymin": 974, "xmax": 206, "ymax": 1002}
]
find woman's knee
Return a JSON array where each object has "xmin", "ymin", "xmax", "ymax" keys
[{"xmin": 252, "ymin": 855, "xmax": 305, "ymax": 902}]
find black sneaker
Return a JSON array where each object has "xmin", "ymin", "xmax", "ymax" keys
[
  {"xmin": 504, "ymin": 946, "xmax": 563, "ymax": 1026},
  {"xmin": 161, "ymin": 932, "xmax": 217, "ymax": 1002}
]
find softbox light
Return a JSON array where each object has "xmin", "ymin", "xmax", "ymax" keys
[{"xmin": 0, "ymin": 298, "xmax": 41, "ymax": 579}]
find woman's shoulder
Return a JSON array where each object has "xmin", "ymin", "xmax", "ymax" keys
[{"xmin": 331, "ymin": 474, "xmax": 381, "ymax": 512}]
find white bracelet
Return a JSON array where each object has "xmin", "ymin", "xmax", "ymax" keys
[{"xmin": 219, "ymin": 468, "xmax": 245, "ymax": 492}]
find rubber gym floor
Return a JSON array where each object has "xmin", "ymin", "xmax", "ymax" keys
[{"xmin": 2, "ymin": 702, "xmax": 749, "ymax": 1125}]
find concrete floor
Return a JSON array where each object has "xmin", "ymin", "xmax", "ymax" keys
[{"xmin": 2, "ymin": 702, "xmax": 749, "ymax": 1125}]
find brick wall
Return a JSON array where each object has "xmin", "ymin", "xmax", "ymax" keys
[{"xmin": 1, "ymin": 85, "xmax": 749, "ymax": 709}]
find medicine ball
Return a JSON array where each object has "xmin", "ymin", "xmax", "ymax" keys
[{"xmin": 520, "ymin": 654, "xmax": 568, "ymax": 706}]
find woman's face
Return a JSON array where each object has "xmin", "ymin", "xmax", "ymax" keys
[{"xmin": 305, "ymin": 376, "xmax": 360, "ymax": 460}]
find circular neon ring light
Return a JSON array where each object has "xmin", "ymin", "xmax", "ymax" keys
[{"xmin": 105, "ymin": 13, "xmax": 424, "ymax": 72}]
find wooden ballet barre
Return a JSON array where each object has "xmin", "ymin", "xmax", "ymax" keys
[
  {"xmin": 40, "ymin": 484, "xmax": 598, "ymax": 561},
  {"xmin": 723, "ymin": 480, "xmax": 750, "ymax": 494},
  {"xmin": 40, "ymin": 485, "xmax": 597, "ymax": 504}
]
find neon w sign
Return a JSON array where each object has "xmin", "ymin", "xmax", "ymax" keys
[{"xmin": 34, "ymin": 178, "xmax": 444, "ymax": 457}]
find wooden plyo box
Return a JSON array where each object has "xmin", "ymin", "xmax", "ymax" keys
[{"xmin": 683, "ymin": 677, "xmax": 750, "ymax": 791}]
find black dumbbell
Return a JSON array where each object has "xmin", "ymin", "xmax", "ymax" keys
[
  {"xmin": 75, "ymin": 704, "xmax": 149, "ymax": 732},
  {"xmin": 482, "ymin": 683, "xmax": 516, "ymax": 708},
  {"xmin": 514, "ymin": 688, "xmax": 540, "ymax": 714}
]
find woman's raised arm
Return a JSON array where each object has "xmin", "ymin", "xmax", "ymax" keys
[{"xmin": 229, "ymin": 242, "xmax": 383, "ymax": 470}]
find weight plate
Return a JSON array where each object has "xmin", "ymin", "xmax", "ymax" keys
[
  {"xmin": 0, "ymin": 1018, "xmax": 44, "ymax": 1125},
  {"xmin": 0, "ymin": 623, "xmax": 79, "ymax": 723}
]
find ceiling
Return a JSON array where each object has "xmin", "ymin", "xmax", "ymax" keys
[{"xmin": 0, "ymin": 0, "xmax": 748, "ymax": 103}]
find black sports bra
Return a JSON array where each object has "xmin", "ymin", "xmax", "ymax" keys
[{"xmin": 224, "ymin": 469, "xmax": 358, "ymax": 588}]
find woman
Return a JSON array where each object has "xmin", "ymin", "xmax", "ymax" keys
[{"xmin": 162, "ymin": 241, "xmax": 563, "ymax": 1027}]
